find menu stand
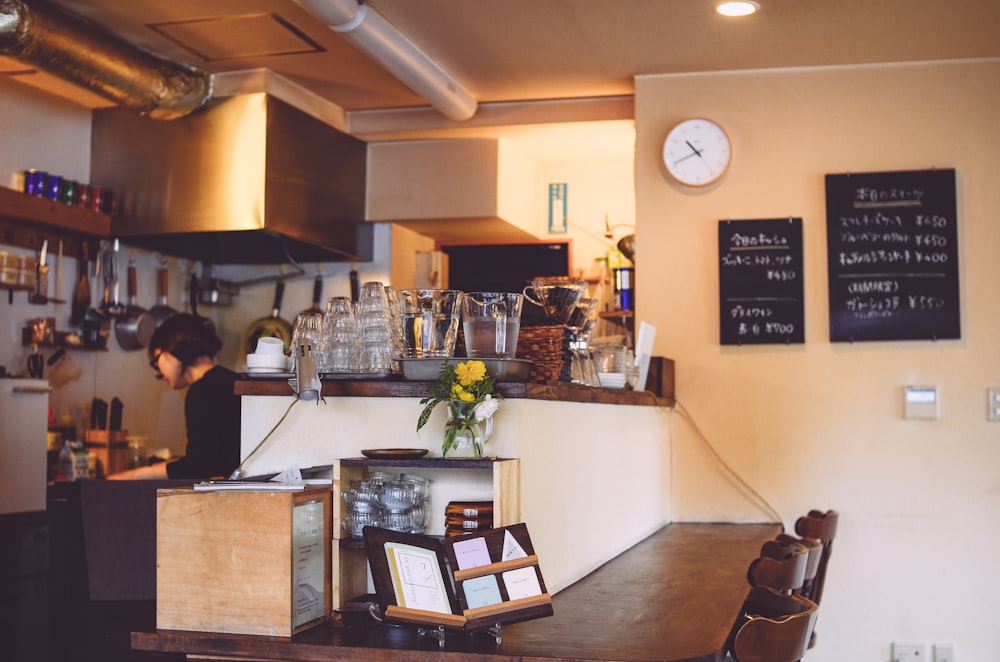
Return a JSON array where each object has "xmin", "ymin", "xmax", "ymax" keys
[{"xmin": 363, "ymin": 522, "xmax": 553, "ymax": 647}]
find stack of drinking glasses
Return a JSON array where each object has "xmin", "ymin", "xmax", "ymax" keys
[
  {"xmin": 323, "ymin": 296, "xmax": 359, "ymax": 373},
  {"xmin": 341, "ymin": 472, "xmax": 432, "ymax": 537},
  {"xmin": 356, "ymin": 282, "xmax": 396, "ymax": 374},
  {"xmin": 290, "ymin": 312, "xmax": 326, "ymax": 372}
]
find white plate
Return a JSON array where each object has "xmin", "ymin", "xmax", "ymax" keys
[{"xmin": 245, "ymin": 366, "xmax": 288, "ymax": 373}]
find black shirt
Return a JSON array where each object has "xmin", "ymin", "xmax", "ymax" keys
[{"xmin": 166, "ymin": 365, "xmax": 241, "ymax": 479}]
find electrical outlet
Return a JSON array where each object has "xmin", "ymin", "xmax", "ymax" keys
[
  {"xmin": 894, "ymin": 642, "xmax": 927, "ymax": 661},
  {"xmin": 933, "ymin": 643, "xmax": 956, "ymax": 662},
  {"xmin": 988, "ymin": 387, "xmax": 1000, "ymax": 422}
]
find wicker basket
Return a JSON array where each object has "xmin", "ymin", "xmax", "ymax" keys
[{"xmin": 516, "ymin": 325, "xmax": 571, "ymax": 384}]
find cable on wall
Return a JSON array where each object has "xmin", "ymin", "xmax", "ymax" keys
[{"xmin": 673, "ymin": 399, "xmax": 785, "ymax": 529}]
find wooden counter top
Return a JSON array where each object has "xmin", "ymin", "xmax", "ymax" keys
[
  {"xmin": 235, "ymin": 372, "xmax": 673, "ymax": 408},
  {"xmin": 132, "ymin": 522, "xmax": 777, "ymax": 662}
]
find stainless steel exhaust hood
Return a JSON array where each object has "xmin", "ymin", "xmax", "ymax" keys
[{"xmin": 91, "ymin": 93, "xmax": 372, "ymax": 264}]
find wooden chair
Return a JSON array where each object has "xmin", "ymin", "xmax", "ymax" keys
[
  {"xmin": 746, "ymin": 538, "xmax": 809, "ymax": 595},
  {"xmin": 729, "ymin": 587, "xmax": 819, "ymax": 662},
  {"xmin": 793, "ymin": 509, "xmax": 838, "ymax": 606},
  {"xmin": 774, "ymin": 533, "xmax": 822, "ymax": 598}
]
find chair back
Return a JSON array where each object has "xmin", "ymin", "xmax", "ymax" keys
[
  {"xmin": 794, "ymin": 509, "xmax": 838, "ymax": 605},
  {"xmin": 747, "ymin": 538, "xmax": 809, "ymax": 594},
  {"xmin": 730, "ymin": 587, "xmax": 819, "ymax": 662},
  {"xmin": 775, "ymin": 533, "xmax": 822, "ymax": 595}
]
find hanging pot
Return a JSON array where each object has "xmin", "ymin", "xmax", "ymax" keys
[
  {"xmin": 115, "ymin": 255, "xmax": 154, "ymax": 350},
  {"xmin": 243, "ymin": 280, "xmax": 293, "ymax": 356}
]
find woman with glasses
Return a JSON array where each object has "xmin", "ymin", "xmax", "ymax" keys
[{"xmin": 108, "ymin": 313, "xmax": 240, "ymax": 480}]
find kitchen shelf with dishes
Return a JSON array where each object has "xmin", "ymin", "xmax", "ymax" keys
[
  {"xmin": 0, "ymin": 185, "xmax": 111, "ymax": 257},
  {"xmin": 331, "ymin": 456, "xmax": 520, "ymax": 610}
]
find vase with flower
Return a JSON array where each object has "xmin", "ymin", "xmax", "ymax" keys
[{"xmin": 417, "ymin": 360, "xmax": 501, "ymax": 458}]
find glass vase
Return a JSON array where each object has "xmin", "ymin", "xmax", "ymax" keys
[{"xmin": 443, "ymin": 401, "xmax": 493, "ymax": 458}]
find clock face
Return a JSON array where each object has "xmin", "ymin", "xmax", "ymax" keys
[{"xmin": 662, "ymin": 118, "xmax": 732, "ymax": 187}]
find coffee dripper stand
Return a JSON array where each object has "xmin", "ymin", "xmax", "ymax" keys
[
  {"xmin": 566, "ymin": 298, "xmax": 600, "ymax": 387},
  {"xmin": 522, "ymin": 280, "xmax": 601, "ymax": 386}
]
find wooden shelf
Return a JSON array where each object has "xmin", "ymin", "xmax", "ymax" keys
[
  {"xmin": 0, "ymin": 185, "xmax": 111, "ymax": 258},
  {"xmin": 234, "ymin": 376, "xmax": 673, "ymax": 407}
]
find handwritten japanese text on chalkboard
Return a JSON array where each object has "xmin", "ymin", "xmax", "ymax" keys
[
  {"xmin": 718, "ymin": 219, "xmax": 804, "ymax": 345},
  {"xmin": 825, "ymin": 169, "xmax": 959, "ymax": 342}
]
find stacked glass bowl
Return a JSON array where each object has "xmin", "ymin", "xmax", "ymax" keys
[{"xmin": 341, "ymin": 472, "xmax": 431, "ymax": 537}]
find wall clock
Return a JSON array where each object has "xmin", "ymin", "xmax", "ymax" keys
[{"xmin": 661, "ymin": 118, "xmax": 732, "ymax": 187}]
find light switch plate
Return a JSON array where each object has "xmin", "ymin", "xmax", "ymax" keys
[
  {"xmin": 904, "ymin": 386, "xmax": 939, "ymax": 420},
  {"xmin": 988, "ymin": 387, "xmax": 1000, "ymax": 422}
]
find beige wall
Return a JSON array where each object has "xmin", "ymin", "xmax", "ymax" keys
[{"xmin": 635, "ymin": 59, "xmax": 1000, "ymax": 660}]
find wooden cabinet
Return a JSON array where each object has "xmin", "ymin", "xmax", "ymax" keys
[{"xmin": 331, "ymin": 457, "xmax": 520, "ymax": 610}]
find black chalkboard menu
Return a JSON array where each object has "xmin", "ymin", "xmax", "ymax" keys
[
  {"xmin": 825, "ymin": 169, "xmax": 960, "ymax": 342},
  {"xmin": 718, "ymin": 218, "xmax": 804, "ymax": 345}
]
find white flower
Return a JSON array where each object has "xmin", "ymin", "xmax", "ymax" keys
[{"xmin": 473, "ymin": 394, "xmax": 500, "ymax": 422}]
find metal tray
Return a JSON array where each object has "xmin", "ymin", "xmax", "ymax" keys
[{"xmin": 398, "ymin": 358, "xmax": 532, "ymax": 382}]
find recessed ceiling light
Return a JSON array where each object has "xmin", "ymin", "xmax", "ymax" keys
[{"xmin": 716, "ymin": 1, "xmax": 760, "ymax": 17}]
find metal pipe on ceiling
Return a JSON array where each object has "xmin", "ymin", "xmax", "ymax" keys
[
  {"xmin": 294, "ymin": 0, "xmax": 477, "ymax": 122},
  {"xmin": 0, "ymin": 0, "xmax": 212, "ymax": 119}
]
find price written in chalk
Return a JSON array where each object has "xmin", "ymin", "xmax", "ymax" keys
[{"xmin": 718, "ymin": 218, "xmax": 804, "ymax": 346}]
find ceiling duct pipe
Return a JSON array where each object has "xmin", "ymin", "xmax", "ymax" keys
[
  {"xmin": 294, "ymin": 0, "xmax": 476, "ymax": 121},
  {"xmin": 0, "ymin": 0, "xmax": 212, "ymax": 119}
]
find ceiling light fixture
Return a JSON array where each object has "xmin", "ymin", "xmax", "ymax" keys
[
  {"xmin": 294, "ymin": 0, "xmax": 477, "ymax": 121},
  {"xmin": 716, "ymin": 1, "xmax": 760, "ymax": 17}
]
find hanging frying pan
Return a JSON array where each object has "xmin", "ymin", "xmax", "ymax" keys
[
  {"xmin": 243, "ymin": 279, "xmax": 293, "ymax": 356},
  {"xmin": 299, "ymin": 265, "xmax": 324, "ymax": 316},
  {"xmin": 115, "ymin": 253, "xmax": 154, "ymax": 350},
  {"xmin": 149, "ymin": 255, "xmax": 177, "ymax": 328}
]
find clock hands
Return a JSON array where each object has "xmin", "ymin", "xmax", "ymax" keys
[{"xmin": 672, "ymin": 140, "xmax": 706, "ymax": 167}]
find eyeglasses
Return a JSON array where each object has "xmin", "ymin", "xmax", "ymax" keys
[{"xmin": 149, "ymin": 351, "xmax": 163, "ymax": 379}]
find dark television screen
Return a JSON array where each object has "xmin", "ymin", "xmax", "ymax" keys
[
  {"xmin": 442, "ymin": 242, "xmax": 571, "ymax": 324},
  {"xmin": 442, "ymin": 242, "xmax": 570, "ymax": 293}
]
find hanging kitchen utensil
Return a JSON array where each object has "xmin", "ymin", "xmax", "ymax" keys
[
  {"xmin": 188, "ymin": 271, "xmax": 217, "ymax": 336},
  {"xmin": 97, "ymin": 239, "xmax": 125, "ymax": 318},
  {"xmin": 349, "ymin": 263, "xmax": 360, "ymax": 303},
  {"xmin": 71, "ymin": 240, "xmax": 91, "ymax": 325},
  {"xmin": 115, "ymin": 251, "xmax": 155, "ymax": 350},
  {"xmin": 243, "ymin": 279, "xmax": 293, "ymax": 355},
  {"xmin": 299, "ymin": 265, "xmax": 324, "ymax": 316},
  {"xmin": 27, "ymin": 346, "xmax": 44, "ymax": 379},
  {"xmin": 149, "ymin": 254, "xmax": 177, "ymax": 328}
]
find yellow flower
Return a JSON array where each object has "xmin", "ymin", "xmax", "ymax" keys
[
  {"xmin": 455, "ymin": 360, "xmax": 486, "ymax": 386},
  {"xmin": 451, "ymin": 384, "xmax": 475, "ymax": 402}
]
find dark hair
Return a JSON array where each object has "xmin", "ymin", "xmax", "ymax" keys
[{"xmin": 147, "ymin": 314, "xmax": 222, "ymax": 367}]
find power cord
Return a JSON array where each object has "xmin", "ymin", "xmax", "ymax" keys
[
  {"xmin": 673, "ymin": 399, "xmax": 785, "ymax": 530},
  {"xmin": 229, "ymin": 397, "xmax": 300, "ymax": 479}
]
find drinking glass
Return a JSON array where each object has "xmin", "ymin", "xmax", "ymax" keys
[
  {"xmin": 357, "ymin": 282, "xmax": 395, "ymax": 373},
  {"xmin": 398, "ymin": 289, "xmax": 462, "ymax": 358},
  {"xmin": 290, "ymin": 312, "xmax": 325, "ymax": 372},
  {"xmin": 324, "ymin": 296, "xmax": 359, "ymax": 373},
  {"xmin": 461, "ymin": 292, "xmax": 523, "ymax": 359}
]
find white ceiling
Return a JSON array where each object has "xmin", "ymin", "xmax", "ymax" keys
[{"xmin": 2, "ymin": 0, "xmax": 998, "ymax": 164}]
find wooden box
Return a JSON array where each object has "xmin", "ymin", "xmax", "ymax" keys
[{"xmin": 156, "ymin": 486, "xmax": 332, "ymax": 636}]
